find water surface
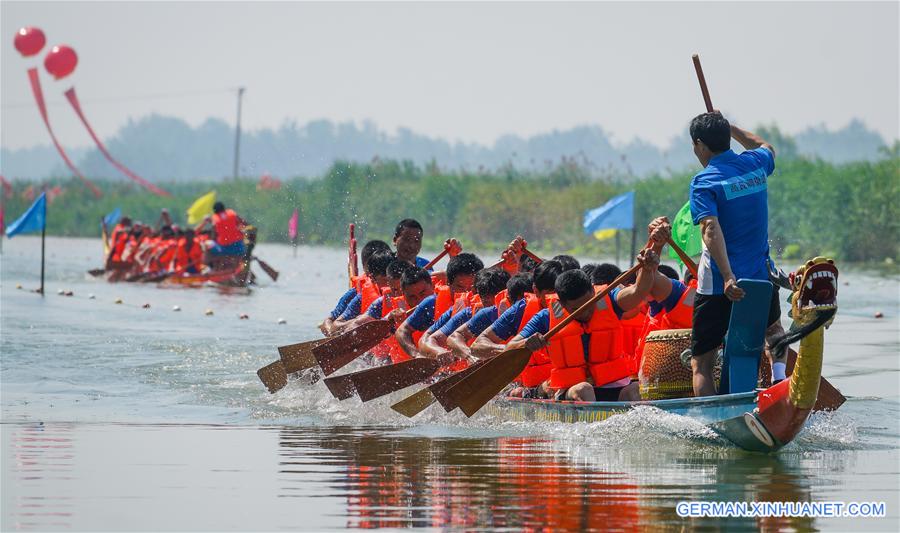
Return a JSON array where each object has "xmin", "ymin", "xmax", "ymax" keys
[{"xmin": 2, "ymin": 237, "xmax": 898, "ymax": 530}]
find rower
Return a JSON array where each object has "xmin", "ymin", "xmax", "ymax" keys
[
  {"xmin": 170, "ymin": 228, "xmax": 204, "ymax": 274},
  {"xmin": 319, "ymin": 240, "xmax": 392, "ymax": 335},
  {"xmin": 446, "ymin": 272, "xmax": 532, "ymax": 362},
  {"xmin": 330, "ymin": 252, "xmax": 396, "ymax": 334},
  {"xmin": 419, "ymin": 267, "xmax": 510, "ymax": 361},
  {"xmin": 196, "ymin": 202, "xmax": 248, "ymax": 270},
  {"xmin": 392, "ymin": 218, "xmax": 461, "ymax": 270},
  {"xmin": 511, "ymin": 249, "xmax": 661, "ymax": 402},
  {"xmin": 394, "ymin": 254, "xmax": 483, "ymax": 359},
  {"xmin": 105, "ymin": 216, "xmax": 132, "ymax": 267}
]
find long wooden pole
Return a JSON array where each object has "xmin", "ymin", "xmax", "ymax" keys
[{"xmin": 692, "ymin": 54, "xmax": 714, "ymax": 112}]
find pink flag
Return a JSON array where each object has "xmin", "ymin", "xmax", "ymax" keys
[{"xmin": 288, "ymin": 209, "xmax": 299, "ymax": 241}]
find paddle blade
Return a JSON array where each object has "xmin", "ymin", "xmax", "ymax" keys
[
  {"xmin": 431, "ymin": 360, "xmax": 488, "ymax": 412},
  {"xmin": 278, "ymin": 338, "xmax": 327, "ymax": 374},
  {"xmin": 257, "ymin": 361, "xmax": 288, "ymax": 394},
  {"xmin": 87, "ymin": 268, "xmax": 105, "ymax": 277},
  {"xmin": 390, "ymin": 388, "xmax": 437, "ymax": 418},
  {"xmin": 813, "ymin": 377, "xmax": 846, "ymax": 412},
  {"xmin": 323, "ymin": 374, "xmax": 356, "ymax": 400},
  {"xmin": 445, "ymin": 348, "xmax": 533, "ymax": 417},
  {"xmin": 313, "ymin": 320, "xmax": 393, "ymax": 375},
  {"xmin": 255, "ymin": 257, "xmax": 279, "ymax": 281},
  {"xmin": 350, "ymin": 358, "xmax": 441, "ymax": 403}
]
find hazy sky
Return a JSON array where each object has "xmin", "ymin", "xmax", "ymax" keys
[{"xmin": 2, "ymin": 1, "xmax": 897, "ymax": 151}]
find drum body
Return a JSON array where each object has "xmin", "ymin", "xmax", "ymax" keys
[{"xmin": 639, "ymin": 329, "xmax": 772, "ymax": 400}]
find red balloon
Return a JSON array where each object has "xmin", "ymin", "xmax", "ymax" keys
[
  {"xmin": 14, "ymin": 26, "xmax": 46, "ymax": 57},
  {"xmin": 44, "ymin": 45, "xmax": 78, "ymax": 80}
]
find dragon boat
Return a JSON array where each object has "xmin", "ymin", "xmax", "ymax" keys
[
  {"xmin": 486, "ymin": 257, "xmax": 842, "ymax": 453},
  {"xmin": 93, "ymin": 227, "xmax": 258, "ymax": 289}
]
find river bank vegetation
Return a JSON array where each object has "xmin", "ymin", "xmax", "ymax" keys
[{"xmin": 3, "ymin": 148, "xmax": 897, "ymax": 263}]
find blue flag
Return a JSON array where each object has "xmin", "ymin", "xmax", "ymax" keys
[
  {"xmin": 103, "ymin": 207, "xmax": 121, "ymax": 228},
  {"xmin": 5, "ymin": 193, "xmax": 46, "ymax": 238},
  {"xmin": 583, "ymin": 191, "xmax": 634, "ymax": 234}
]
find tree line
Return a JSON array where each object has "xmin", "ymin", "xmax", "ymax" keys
[{"xmin": 2, "ymin": 150, "xmax": 897, "ymax": 264}]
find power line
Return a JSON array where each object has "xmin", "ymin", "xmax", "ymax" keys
[{"xmin": 1, "ymin": 87, "xmax": 237, "ymax": 110}]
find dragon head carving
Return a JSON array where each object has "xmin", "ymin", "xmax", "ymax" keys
[{"xmin": 771, "ymin": 257, "xmax": 838, "ymax": 355}]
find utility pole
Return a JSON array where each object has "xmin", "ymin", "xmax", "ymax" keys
[{"xmin": 232, "ymin": 87, "xmax": 245, "ymax": 180}]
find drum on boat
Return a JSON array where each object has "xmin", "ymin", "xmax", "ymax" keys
[{"xmin": 639, "ymin": 329, "xmax": 772, "ymax": 400}]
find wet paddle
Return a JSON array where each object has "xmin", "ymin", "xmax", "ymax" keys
[
  {"xmin": 390, "ymin": 359, "xmax": 489, "ymax": 417},
  {"xmin": 88, "ymin": 268, "xmax": 106, "ymax": 277},
  {"xmin": 257, "ymin": 338, "xmax": 328, "ymax": 393},
  {"xmin": 257, "ymin": 361, "xmax": 289, "ymax": 393},
  {"xmin": 692, "ymin": 54, "xmax": 714, "ymax": 112},
  {"xmin": 313, "ymin": 316, "xmax": 406, "ymax": 375},
  {"xmin": 253, "ymin": 256, "xmax": 279, "ymax": 281},
  {"xmin": 446, "ymin": 261, "xmax": 646, "ymax": 417},
  {"xmin": 312, "ymin": 249, "xmax": 448, "ymax": 375},
  {"xmin": 350, "ymin": 358, "xmax": 442, "ymax": 402}
]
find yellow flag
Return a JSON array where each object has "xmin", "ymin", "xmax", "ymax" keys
[
  {"xmin": 593, "ymin": 228, "xmax": 617, "ymax": 241},
  {"xmin": 186, "ymin": 191, "xmax": 216, "ymax": 225}
]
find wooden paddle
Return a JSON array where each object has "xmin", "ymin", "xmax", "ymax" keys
[
  {"xmin": 666, "ymin": 238, "xmax": 699, "ymax": 279},
  {"xmin": 311, "ymin": 249, "xmax": 448, "ymax": 375},
  {"xmin": 256, "ymin": 338, "xmax": 328, "ymax": 393},
  {"xmin": 446, "ymin": 261, "xmax": 646, "ymax": 417},
  {"xmin": 323, "ymin": 359, "xmax": 440, "ymax": 401},
  {"xmin": 522, "ymin": 248, "xmax": 543, "ymax": 264},
  {"xmin": 391, "ymin": 358, "xmax": 489, "ymax": 417},
  {"xmin": 692, "ymin": 54, "xmax": 714, "ymax": 112},
  {"xmin": 252, "ymin": 256, "xmax": 279, "ymax": 281},
  {"xmin": 313, "ymin": 313, "xmax": 409, "ymax": 375},
  {"xmin": 88, "ymin": 268, "xmax": 106, "ymax": 277},
  {"xmin": 350, "ymin": 358, "xmax": 442, "ymax": 402},
  {"xmin": 347, "ymin": 223, "xmax": 358, "ymax": 288}
]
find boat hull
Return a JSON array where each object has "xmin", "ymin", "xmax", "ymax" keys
[{"xmin": 486, "ymin": 392, "xmax": 787, "ymax": 451}]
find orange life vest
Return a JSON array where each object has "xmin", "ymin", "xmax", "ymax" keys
[
  {"xmin": 356, "ymin": 276, "xmax": 381, "ymax": 317},
  {"xmin": 385, "ymin": 295, "xmax": 412, "ymax": 363},
  {"xmin": 633, "ymin": 279, "xmax": 697, "ymax": 372},
  {"xmin": 516, "ymin": 293, "xmax": 553, "ymax": 388},
  {"xmin": 173, "ymin": 237, "xmax": 204, "ymax": 271},
  {"xmin": 110, "ymin": 227, "xmax": 130, "ymax": 262},
  {"xmin": 494, "ymin": 289, "xmax": 510, "ymax": 315},
  {"xmin": 212, "ymin": 209, "xmax": 243, "ymax": 246},
  {"xmin": 546, "ymin": 293, "xmax": 632, "ymax": 389},
  {"xmin": 660, "ymin": 279, "xmax": 697, "ymax": 330},
  {"xmin": 156, "ymin": 238, "xmax": 178, "ymax": 270}
]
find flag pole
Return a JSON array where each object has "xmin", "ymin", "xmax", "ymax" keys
[
  {"xmin": 615, "ymin": 230, "xmax": 621, "ymax": 267},
  {"xmin": 40, "ymin": 221, "xmax": 45, "ymax": 296}
]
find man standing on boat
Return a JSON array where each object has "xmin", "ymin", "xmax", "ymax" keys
[{"xmin": 687, "ymin": 112, "xmax": 781, "ymax": 397}]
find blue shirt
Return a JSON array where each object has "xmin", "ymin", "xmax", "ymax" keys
[
  {"xmin": 329, "ymin": 288, "xmax": 357, "ymax": 319},
  {"xmin": 438, "ymin": 308, "xmax": 473, "ymax": 336},
  {"xmin": 415, "ymin": 256, "xmax": 433, "ymax": 271},
  {"xmin": 339, "ymin": 293, "xmax": 363, "ymax": 320},
  {"xmin": 489, "ymin": 298, "xmax": 529, "ymax": 340},
  {"xmin": 366, "ymin": 296, "xmax": 384, "ymax": 318},
  {"xmin": 519, "ymin": 289, "xmax": 627, "ymax": 338},
  {"xmin": 406, "ymin": 295, "xmax": 436, "ymax": 332},
  {"xmin": 648, "ymin": 279, "xmax": 686, "ymax": 317},
  {"xmin": 690, "ymin": 147, "xmax": 775, "ymax": 295},
  {"xmin": 426, "ymin": 309, "xmax": 453, "ymax": 334},
  {"xmin": 466, "ymin": 306, "xmax": 499, "ymax": 337}
]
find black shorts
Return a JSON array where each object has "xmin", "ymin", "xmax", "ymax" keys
[
  {"xmin": 691, "ymin": 288, "xmax": 781, "ymax": 356},
  {"xmin": 553, "ymin": 386, "xmax": 624, "ymax": 402}
]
